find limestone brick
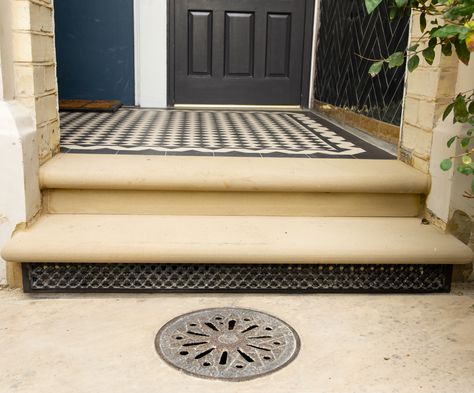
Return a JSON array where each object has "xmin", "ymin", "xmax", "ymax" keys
[
  {"xmin": 29, "ymin": 2, "xmax": 53, "ymax": 33},
  {"xmin": 402, "ymin": 124, "xmax": 433, "ymax": 157},
  {"xmin": 403, "ymin": 96, "xmax": 420, "ymax": 126},
  {"xmin": 37, "ymin": 118, "xmax": 59, "ymax": 163},
  {"xmin": 14, "ymin": 64, "xmax": 35, "ymax": 96},
  {"xmin": 411, "ymin": 155, "xmax": 430, "ymax": 173},
  {"xmin": 11, "ymin": 1, "xmax": 31, "ymax": 31},
  {"xmin": 35, "ymin": 93, "xmax": 57, "ymax": 125}
]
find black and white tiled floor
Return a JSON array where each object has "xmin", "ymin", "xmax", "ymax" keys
[{"xmin": 59, "ymin": 109, "xmax": 395, "ymax": 159}]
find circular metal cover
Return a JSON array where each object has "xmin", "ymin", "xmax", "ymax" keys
[{"xmin": 155, "ymin": 307, "xmax": 300, "ymax": 381}]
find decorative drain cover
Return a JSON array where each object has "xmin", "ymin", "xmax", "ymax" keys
[{"xmin": 155, "ymin": 308, "xmax": 300, "ymax": 381}]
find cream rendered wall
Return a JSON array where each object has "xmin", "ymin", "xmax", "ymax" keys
[{"xmin": 135, "ymin": 0, "xmax": 168, "ymax": 108}]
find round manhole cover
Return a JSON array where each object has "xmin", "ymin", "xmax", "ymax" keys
[{"xmin": 155, "ymin": 307, "xmax": 300, "ymax": 381}]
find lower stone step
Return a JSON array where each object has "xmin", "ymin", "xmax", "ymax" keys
[
  {"xmin": 2, "ymin": 214, "xmax": 472, "ymax": 264},
  {"xmin": 21, "ymin": 263, "xmax": 453, "ymax": 293}
]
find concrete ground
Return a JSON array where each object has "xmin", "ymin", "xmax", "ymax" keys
[{"xmin": 0, "ymin": 286, "xmax": 473, "ymax": 393}]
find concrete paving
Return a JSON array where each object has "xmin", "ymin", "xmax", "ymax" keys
[{"xmin": 0, "ymin": 285, "xmax": 473, "ymax": 393}]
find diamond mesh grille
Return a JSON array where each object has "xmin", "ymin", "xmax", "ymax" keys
[
  {"xmin": 314, "ymin": 0, "xmax": 410, "ymax": 125},
  {"xmin": 22, "ymin": 263, "xmax": 452, "ymax": 293}
]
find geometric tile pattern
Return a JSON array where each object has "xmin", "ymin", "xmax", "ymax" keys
[
  {"xmin": 314, "ymin": 0, "xmax": 409, "ymax": 125},
  {"xmin": 60, "ymin": 109, "xmax": 393, "ymax": 158}
]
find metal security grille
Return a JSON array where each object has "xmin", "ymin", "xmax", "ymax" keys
[
  {"xmin": 314, "ymin": 0, "xmax": 409, "ymax": 125},
  {"xmin": 22, "ymin": 263, "xmax": 452, "ymax": 293}
]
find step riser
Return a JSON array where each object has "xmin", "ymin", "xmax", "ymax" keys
[{"xmin": 44, "ymin": 189, "xmax": 422, "ymax": 217}]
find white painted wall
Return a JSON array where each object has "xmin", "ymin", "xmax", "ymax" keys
[
  {"xmin": 0, "ymin": 0, "xmax": 41, "ymax": 284},
  {"xmin": 0, "ymin": 102, "xmax": 41, "ymax": 284},
  {"xmin": 135, "ymin": 0, "xmax": 168, "ymax": 108}
]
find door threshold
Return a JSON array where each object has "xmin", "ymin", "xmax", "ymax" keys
[{"xmin": 173, "ymin": 104, "xmax": 302, "ymax": 111}]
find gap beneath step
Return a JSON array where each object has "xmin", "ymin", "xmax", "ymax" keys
[{"xmin": 22, "ymin": 263, "xmax": 453, "ymax": 293}]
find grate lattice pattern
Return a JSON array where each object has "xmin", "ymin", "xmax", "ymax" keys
[
  {"xmin": 22, "ymin": 263, "xmax": 452, "ymax": 293},
  {"xmin": 314, "ymin": 0, "xmax": 409, "ymax": 125}
]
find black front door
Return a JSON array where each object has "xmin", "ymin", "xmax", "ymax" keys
[{"xmin": 172, "ymin": 0, "xmax": 309, "ymax": 105}]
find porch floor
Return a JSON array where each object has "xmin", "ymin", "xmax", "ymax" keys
[
  {"xmin": 1, "ymin": 285, "xmax": 473, "ymax": 393},
  {"xmin": 59, "ymin": 109, "xmax": 395, "ymax": 159}
]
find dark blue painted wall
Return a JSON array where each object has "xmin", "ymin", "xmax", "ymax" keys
[{"xmin": 55, "ymin": 0, "xmax": 135, "ymax": 105}]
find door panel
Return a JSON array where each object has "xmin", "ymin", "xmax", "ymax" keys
[
  {"xmin": 225, "ymin": 12, "xmax": 255, "ymax": 76},
  {"xmin": 266, "ymin": 14, "xmax": 291, "ymax": 77},
  {"xmin": 174, "ymin": 0, "xmax": 308, "ymax": 105},
  {"xmin": 188, "ymin": 11, "xmax": 213, "ymax": 75}
]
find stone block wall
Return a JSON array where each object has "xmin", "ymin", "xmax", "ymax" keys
[
  {"xmin": 399, "ymin": 14, "xmax": 459, "ymax": 174},
  {"xmin": 11, "ymin": 0, "xmax": 59, "ymax": 163},
  {"xmin": 401, "ymin": 15, "xmax": 474, "ymax": 280}
]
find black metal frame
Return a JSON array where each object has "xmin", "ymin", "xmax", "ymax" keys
[
  {"xmin": 313, "ymin": 0, "xmax": 409, "ymax": 125},
  {"xmin": 22, "ymin": 263, "xmax": 453, "ymax": 294},
  {"xmin": 167, "ymin": 0, "xmax": 315, "ymax": 107}
]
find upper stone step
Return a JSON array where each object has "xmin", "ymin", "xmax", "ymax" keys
[
  {"xmin": 2, "ymin": 214, "xmax": 471, "ymax": 264},
  {"xmin": 40, "ymin": 154, "xmax": 430, "ymax": 194}
]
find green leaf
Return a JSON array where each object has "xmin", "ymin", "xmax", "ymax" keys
[
  {"xmin": 422, "ymin": 47, "xmax": 436, "ymax": 65},
  {"xmin": 447, "ymin": 136, "xmax": 456, "ymax": 148},
  {"xmin": 389, "ymin": 7, "xmax": 398, "ymax": 20},
  {"xmin": 365, "ymin": 0, "xmax": 383, "ymax": 14},
  {"xmin": 432, "ymin": 25, "xmax": 469, "ymax": 38},
  {"xmin": 440, "ymin": 158, "xmax": 453, "ymax": 171},
  {"xmin": 368, "ymin": 61, "xmax": 384, "ymax": 77},
  {"xmin": 408, "ymin": 43, "xmax": 419, "ymax": 52},
  {"xmin": 407, "ymin": 55, "xmax": 420, "ymax": 72},
  {"xmin": 388, "ymin": 52, "xmax": 405, "ymax": 68},
  {"xmin": 395, "ymin": 0, "xmax": 408, "ymax": 6},
  {"xmin": 420, "ymin": 13, "xmax": 427, "ymax": 33},
  {"xmin": 445, "ymin": 4, "xmax": 474, "ymax": 19},
  {"xmin": 461, "ymin": 137, "xmax": 471, "ymax": 148},
  {"xmin": 471, "ymin": 178, "xmax": 474, "ymax": 194},
  {"xmin": 441, "ymin": 41, "xmax": 452, "ymax": 56},
  {"xmin": 454, "ymin": 39, "xmax": 470, "ymax": 66},
  {"xmin": 454, "ymin": 96, "xmax": 469, "ymax": 123},
  {"xmin": 443, "ymin": 103, "xmax": 455, "ymax": 120},
  {"xmin": 428, "ymin": 37, "xmax": 437, "ymax": 48},
  {"xmin": 469, "ymin": 101, "xmax": 474, "ymax": 114},
  {"xmin": 462, "ymin": 155, "xmax": 472, "ymax": 165},
  {"xmin": 457, "ymin": 165, "xmax": 473, "ymax": 175}
]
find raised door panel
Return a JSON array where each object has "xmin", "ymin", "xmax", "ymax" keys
[
  {"xmin": 224, "ymin": 12, "xmax": 255, "ymax": 76},
  {"xmin": 266, "ymin": 13, "xmax": 291, "ymax": 77},
  {"xmin": 188, "ymin": 11, "xmax": 213, "ymax": 75}
]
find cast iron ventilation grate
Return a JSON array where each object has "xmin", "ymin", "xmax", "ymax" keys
[
  {"xmin": 314, "ymin": 0, "xmax": 410, "ymax": 125},
  {"xmin": 21, "ymin": 263, "xmax": 452, "ymax": 293},
  {"xmin": 155, "ymin": 308, "xmax": 300, "ymax": 381}
]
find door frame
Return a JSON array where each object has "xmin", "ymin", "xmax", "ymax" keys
[{"xmin": 166, "ymin": 0, "xmax": 316, "ymax": 108}]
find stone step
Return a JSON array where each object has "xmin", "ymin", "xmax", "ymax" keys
[
  {"xmin": 44, "ymin": 189, "xmax": 421, "ymax": 217},
  {"xmin": 2, "ymin": 214, "xmax": 471, "ymax": 265},
  {"xmin": 39, "ymin": 154, "xmax": 429, "ymax": 217}
]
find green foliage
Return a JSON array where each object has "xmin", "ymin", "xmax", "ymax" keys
[{"xmin": 365, "ymin": 0, "xmax": 474, "ymax": 197}]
